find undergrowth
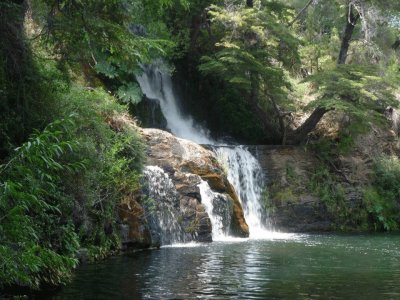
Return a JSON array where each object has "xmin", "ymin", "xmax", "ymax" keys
[{"xmin": 0, "ymin": 82, "xmax": 145, "ymax": 290}]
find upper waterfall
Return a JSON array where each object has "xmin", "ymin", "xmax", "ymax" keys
[
  {"xmin": 136, "ymin": 63, "xmax": 213, "ymax": 145},
  {"xmin": 137, "ymin": 63, "xmax": 271, "ymax": 239}
]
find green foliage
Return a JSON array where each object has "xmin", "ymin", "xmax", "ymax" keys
[
  {"xmin": 56, "ymin": 85, "xmax": 145, "ymax": 252},
  {"xmin": 0, "ymin": 118, "xmax": 81, "ymax": 289},
  {"xmin": 308, "ymin": 163, "xmax": 371, "ymax": 230},
  {"xmin": 305, "ymin": 64, "xmax": 398, "ymax": 113},
  {"xmin": 273, "ymin": 188, "xmax": 296, "ymax": 205},
  {"xmin": 28, "ymin": 0, "xmax": 186, "ymax": 107},
  {"xmin": 363, "ymin": 187, "xmax": 398, "ymax": 231},
  {"xmin": 199, "ymin": 2, "xmax": 299, "ymax": 96},
  {"xmin": 32, "ymin": 0, "xmax": 175, "ymax": 67},
  {"xmin": 0, "ymin": 4, "xmax": 69, "ymax": 157},
  {"xmin": 0, "ymin": 83, "xmax": 146, "ymax": 290},
  {"xmin": 363, "ymin": 155, "xmax": 400, "ymax": 231},
  {"xmin": 309, "ymin": 165, "xmax": 347, "ymax": 219},
  {"xmin": 212, "ymin": 88, "xmax": 266, "ymax": 141},
  {"xmin": 117, "ymin": 83, "xmax": 143, "ymax": 104}
]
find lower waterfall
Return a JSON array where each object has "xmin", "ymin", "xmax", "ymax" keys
[
  {"xmin": 214, "ymin": 146, "xmax": 269, "ymax": 238},
  {"xmin": 143, "ymin": 166, "xmax": 185, "ymax": 245},
  {"xmin": 198, "ymin": 180, "xmax": 233, "ymax": 241},
  {"xmin": 137, "ymin": 63, "xmax": 272, "ymax": 241}
]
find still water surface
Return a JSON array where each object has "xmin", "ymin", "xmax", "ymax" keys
[{"xmin": 55, "ymin": 234, "xmax": 400, "ymax": 299}]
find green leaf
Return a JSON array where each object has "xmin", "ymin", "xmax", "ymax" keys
[
  {"xmin": 94, "ymin": 61, "xmax": 118, "ymax": 79},
  {"xmin": 117, "ymin": 83, "xmax": 143, "ymax": 104}
]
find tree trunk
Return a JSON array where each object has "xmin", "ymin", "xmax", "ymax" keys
[
  {"xmin": 337, "ymin": 5, "xmax": 360, "ymax": 65},
  {"xmin": 286, "ymin": 107, "xmax": 332, "ymax": 144},
  {"xmin": 0, "ymin": 0, "xmax": 29, "ymax": 158}
]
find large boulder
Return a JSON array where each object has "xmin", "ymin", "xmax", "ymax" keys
[
  {"xmin": 142, "ymin": 128, "xmax": 249, "ymax": 239},
  {"xmin": 119, "ymin": 128, "xmax": 249, "ymax": 249}
]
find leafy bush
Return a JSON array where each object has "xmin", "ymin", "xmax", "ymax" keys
[
  {"xmin": 308, "ymin": 164, "xmax": 371, "ymax": 230},
  {"xmin": 309, "ymin": 165, "xmax": 347, "ymax": 217},
  {"xmin": 56, "ymin": 86, "xmax": 145, "ymax": 255},
  {"xmin": 0, "ymin": 84, "xmax": 146, "ymax": 290},
  {"xmin": 0, "ymin": 118, "xmax": 81, "ymax": 289},
  {"xmin": 363, "ymin": 156, "xmax": 400, "ymax": 231}
]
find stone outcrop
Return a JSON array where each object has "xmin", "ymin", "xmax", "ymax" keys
[
  {"xmin": 143, "ymin": 129, "xmax": 249, "ymax": 237},
  {"xmin": 249, "ymin": 125, "xmax": 400, "ymax": 232},
  {"xmin": 119, "ymin": 195, "xmax": 153, "ymax": 249},
  {"xmin": 119, "ymin": 128, "xmax": 249, "ymax": 249}
]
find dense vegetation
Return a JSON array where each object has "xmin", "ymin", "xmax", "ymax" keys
[
  {"xmin": 0, "ymin": 0, "xmax": 399, "ymax": 294},
  {"xmin": 0, "ymin": 0, "xmax": 159, "ymax": 292}
]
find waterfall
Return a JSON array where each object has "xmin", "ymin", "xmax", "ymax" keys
[
  {"xmin": 143, "ymin": 166, "xmax": 185, "ymax": 245},
  {"xmin": 137, "ymin": 64, "xmax": 271, "ymax": 239},
  {"xmin": 198, "ymin": 180, "xmax": 232, "ymax": 241},
  {"xmin": 214, "ymin": 146, "xmax": 269, "ymax": 238},
  {"xmin": 136, "ymin": 63, "xmax": 212, "ymax": 145}
]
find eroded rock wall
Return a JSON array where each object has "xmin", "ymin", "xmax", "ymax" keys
[
  {"xmin": 249, "ymin": 145, "xmax": 334, "ymax": 232},
  {"xmin": 249, "ymin": 127, "xmax": 400, "ymax": 233}
]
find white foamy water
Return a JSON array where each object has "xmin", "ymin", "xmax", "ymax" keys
[
  {"xmin": 143, "ymin": 166, "xmax": 184, "ymax": 244},
  {"xmin": 198, "ymin": 180, "xmax": 230, "ymax": 241},
  {"xmin": 137, "ymin": 63, "xmax": 283, "ymax": 241},
  {"xmin": 137, "ymin": 63, "xmax": 213, "ymax": 145},
  {"xmin": 214, "ymin": 146, "xmax": 273, "ymax": 239},
  {"xmin": 162, "ymin": 242, "xmax": 205, "ymax": 248}
]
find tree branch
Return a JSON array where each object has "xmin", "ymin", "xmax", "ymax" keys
[{"xmin": 288, "ymin": 0, "xmax": 314, "ymax": 27}]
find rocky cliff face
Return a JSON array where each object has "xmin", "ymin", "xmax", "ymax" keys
[
  {"xmin": 119, "ymin": 128, "xmax": 249, "ymax": 249},
  {"xmin": 249, "ymin": 126, "xmax": 400, "ymax": 232},
  {"xmin": 249, "ymin": 145, "xmax": 333, "ymax": 232}
]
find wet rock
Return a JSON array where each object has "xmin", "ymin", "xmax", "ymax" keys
[
  {"xmin": 119, "ymin": 128, "xmax": 249, "ymax": 249},
  {"xmin": 118, "ymin": 196, "xmax": 154, "ymax": 249},
  {"xmin": 131, "ymin": 97, "xmax": 167, "ymax": 129},
  {"xmin": 76, "ymin": 248, "xmax": 89, "ymax": 263},
  {"xmin": 142, "ymin": 128, "xmax": 249, "ymax": 240},
  {"xmin": 248, "ymin": 146, "xmax": 335, "ymax": 232},
  {"xmin": 269, "ymin": 198, "xmax": 334, "ymax": 232}
]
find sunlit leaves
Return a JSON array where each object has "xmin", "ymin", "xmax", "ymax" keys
[
  {"xmin": 199, "ymin": 1, "xmax": 299, "ymax": 101},
  {"xmin": 304, "ymin": 64, "xmax": 398, "ymax": 123}
]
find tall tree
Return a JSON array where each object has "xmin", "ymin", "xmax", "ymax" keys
[
  {"xmin": 199, "ymin": 1, "xmax": 300, "ymax": 142},
  {"xmin": 337, "ymin": 2, "xmax": 360, "ymax": 64}
]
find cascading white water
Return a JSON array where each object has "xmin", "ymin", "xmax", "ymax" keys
[
  {"xmin": 143, "ymin": 166, "xmax": 184, "ymax": 244},
  {"xmin": 136, "ymin": 63, "xmax": 212, "ymax": 145},
  {"xmin": 198, "ymin": 180, "xmax": 232, "ymax": 241},
  {"xmin": 214, "ymin": 147, "xmax": 269, "ymax": 238},
  {"xmin": 137, "ymin": 63, "xmax": 271, "ymax": 239}
]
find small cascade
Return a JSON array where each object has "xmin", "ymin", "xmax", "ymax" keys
[
  {"xmin": 214, "ymin": 146, "xmax": 269, "ymax": 238},
  {"xmin": 143, "ymin": 166, "xmax": 184, "ymax": 245},
  {"xmin": 137, "ymin": 63, "xmax": 272, "ymax": 240},
  {"xmin": 198, "ymin": 180, "xmax": 232, "ymax": 241}
]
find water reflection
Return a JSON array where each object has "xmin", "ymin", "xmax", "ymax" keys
[{"xmin": 54, "ymin": 234, "xmax": 400, "ymax": 299}]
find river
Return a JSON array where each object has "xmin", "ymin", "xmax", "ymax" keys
[{"xmin": 52, "ymin": 233, "xmax": 400, "ymax": 299}]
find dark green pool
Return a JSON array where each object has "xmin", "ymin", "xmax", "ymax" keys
[{"xmin": 53, "ymin": 234, "xmax": 400, "ymax": 299}]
